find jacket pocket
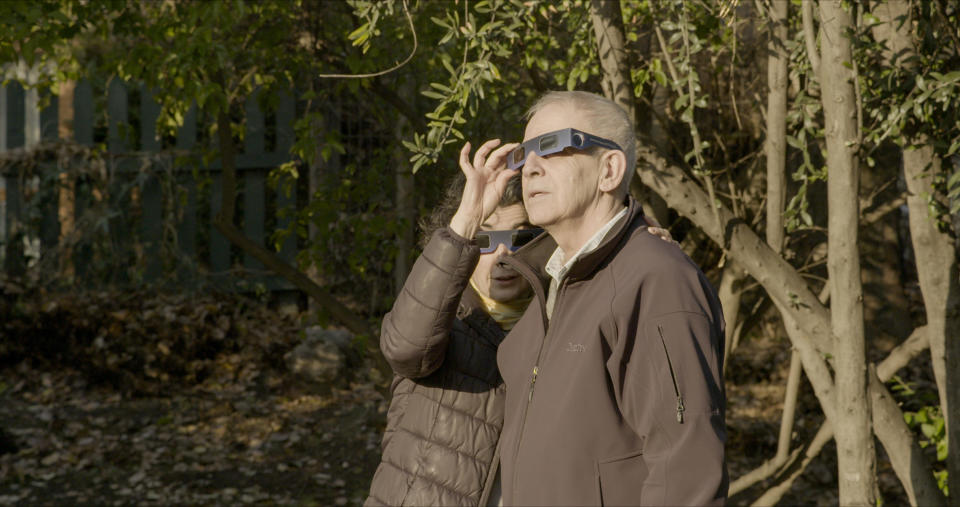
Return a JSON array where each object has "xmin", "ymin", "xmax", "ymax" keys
[{"xmin": 596, "ymin": 450, "xmax": 647, "ymax": 506}]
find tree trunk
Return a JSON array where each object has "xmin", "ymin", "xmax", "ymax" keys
[
  {"xmin": 764, "ymin": 1, "xmax": 803, "ymax": 478},
  {"xmin": 818, "ymin": 2, "xmax": 877, "ymax": 503},
  {"xmin": 872, "ymin": 2, "xmax": 960, "ymax": 499},
  {"xmin": 903, "ymin": 141, "xmax": 960, "ymax": 499},
  {"xmin": 765, "ymin": 0, "xmax": 788, "ymax": 253},
  {"xmin": 717, "ymin": 259, "xmax": 746, "ymax": 374},
  {"xmin": 589, "ymin": 0, "xmax": 636, "ymax": 126},
  {"xmin": 57, "ymin": 80, "xmax": 76, "ymax": 280}
]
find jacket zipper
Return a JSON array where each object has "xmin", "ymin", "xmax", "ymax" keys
[
  {"xmin": 512, "ymin": 279, "xmax": 565, "ymax": 499},
  {"xmin": 657, "ymin": 325, "xmax": 685, "ymax": 424}
]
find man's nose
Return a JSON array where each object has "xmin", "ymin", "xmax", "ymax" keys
[
  {"xmin": 522, "ymin": 152, "xmax": 545, "ymax": 177},
  {"xmin": 494, "ymin": 242, "xmax": 511, "ymax": 258}
]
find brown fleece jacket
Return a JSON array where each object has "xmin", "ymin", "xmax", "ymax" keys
[{"xmin": 498, "ymin": 197, "xmax": 727, "ymax": 506}]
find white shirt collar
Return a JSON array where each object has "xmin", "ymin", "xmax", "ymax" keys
[{"xmin": 545, "ymin": 206, "xmax": 629, "ymax": 285}]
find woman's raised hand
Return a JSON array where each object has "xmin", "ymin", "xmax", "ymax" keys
[{"xmin": 449, "ymin": 139, "xmax": 519, "ymax": 239}]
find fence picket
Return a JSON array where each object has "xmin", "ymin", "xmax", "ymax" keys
[
  {"xmin": 2, "ymin": 175, "xmax": 24, "ymax": 275},
  {"xmin": 243, "ymin": 90, "xmax": 266, "ymax": 275},
  {"xmin": 73, "ymin": 81, "xmax": 94, "ymax": 145},
  {"xmin": 2, "ymin": 82, "xmax": 26, "ymax": 150},
  {"xmin": 107, "ymin": 79, "xmax": 128, "ymax": 151},
  {"xmin": 140, "ymin": 87, "xmax": 163, "ymax": 280},
  {"xmin": 176, "ymin": 105, "xmax": 197, "ymax": 149},
  {"xmin": 175, "ymin": 104, "xmax": 198, "ymax": 282},
  {"xmin": 243, "ymin": 171, "xmax": 265, "ymax": 275},
  {"xmin": 177, "ymin": 177, "xmax": 197, "ymax": 270},
  {"xmin": 244, "ymin": 90, "xmax": 265, "ymax": 154},
  {"xmin": 209, "ymin": 172, "xmax": 231, "ymax": 280},
  {"xmin": 39, "ymin": 162, "xmax": 60, "ymax": 259},
  {"xmin": 70, "ymin": 81, "xmax": 95, "ymax": 279}
]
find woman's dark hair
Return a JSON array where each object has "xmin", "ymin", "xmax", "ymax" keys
[{"xmin": 418, "ymin": 172, "xmax": 523, "ymax": 249}]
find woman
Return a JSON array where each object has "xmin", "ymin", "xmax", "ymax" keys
[{"xmin": 366, "ymin": 140, "xmax": 670, "ymax": 506}]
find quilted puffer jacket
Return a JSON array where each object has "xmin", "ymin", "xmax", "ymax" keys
[{"xmin": 365, "ymin": 227, "xmax": 506, "ymax": 506}]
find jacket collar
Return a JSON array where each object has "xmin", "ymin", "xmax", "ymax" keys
[
  {"xmin": 565, "ymin": 196, "xmax": 644, "ymax": 281},
  {"xmin": 507, "ymin": 196, "xmax": 645, "ymax": 292}
]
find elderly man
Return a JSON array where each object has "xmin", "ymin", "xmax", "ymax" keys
[{"xmin": 496, "ymin": 91, "xmax": 727, "ymax": 506}]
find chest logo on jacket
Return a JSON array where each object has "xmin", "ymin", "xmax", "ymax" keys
[{"xmin": 565, "ymin": 342, "xmax": 586, "ymax": 353}]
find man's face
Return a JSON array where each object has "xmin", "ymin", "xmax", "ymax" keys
[{"xmin": 520, "ymin": 103, "xmax": 601, "ymax": 229}]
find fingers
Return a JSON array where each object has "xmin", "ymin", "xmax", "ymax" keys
[
  {"xmin": 472, "ymin": 139, "xmax": 502, "ymax": 171},
  {"xmin": 487, "ymin": 142, "xmax": 519, "ymax": 170},
  {"xmin": 492, "ymin": 166, "xmax": 518, "ymax": 194},
  {"xmin": 461, "ymin": 139, "xmax": 519, "ymax": 181},
  {"xmin": 459, "ymin": 142, "xmax": 474, "ymax": 176},
  {"xmin": 647, "ymin": 226, "xmax": 679, "ymax": 246}
]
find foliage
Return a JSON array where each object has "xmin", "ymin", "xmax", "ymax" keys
[
  {"xmin": 904, "ymin": 406, "xmax": 949, "ymax": 495},
  {"xmin": 891, "ymin": 376, "xmax": 950, "ymax": 496},
  {"xmin": 855, "ymin": 1, "xmax": 960, "ymax": 228},
  {"xmin": 401, "ymin": 0, "xmax": 532, "ymax": 172}
]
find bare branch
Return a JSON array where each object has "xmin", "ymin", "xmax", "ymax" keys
[
  {"xmin": 876, "ymin": 325, "xmax": 928, "ymax": 383},
  {"xmin": 750, "ymin": 422, "xmax": 834, "ymax": 506},
  {"xmin": 802, "ymin": 0, "xmax": 820, "ymax": 75},
  {"xmin": 316, "ymin": 0, "xmax": 417, "ymax": 80}
]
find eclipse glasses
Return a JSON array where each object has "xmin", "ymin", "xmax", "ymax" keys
[
  {"xmin": 507, "ymin": 128, "xmax": 622, "ymax": 170},
  {"xmin": 476, "ymin": 228, "xmax": 545, "ymax": 253}
]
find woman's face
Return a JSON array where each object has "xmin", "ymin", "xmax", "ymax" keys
[{"xmin": 470, "ymin": 203, "xmax": 534, "ymax": 303}]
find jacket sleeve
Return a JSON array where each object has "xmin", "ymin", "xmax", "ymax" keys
[
  {"xmin": 379, "ymin": 227, "xmax": 480, "ymax": 379},
  {"xmin": 609, "ymin": 268, "xmax": 728, "ymax": 505}
]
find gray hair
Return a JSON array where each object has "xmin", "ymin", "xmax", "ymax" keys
[{"xmin": 526, "ymin": 91, "xmax": 636, "ymax": 193}]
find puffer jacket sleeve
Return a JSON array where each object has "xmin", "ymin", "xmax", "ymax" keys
[{"xmin": 380, "ymin": 227, "xmax": 480, "ymax": 378}]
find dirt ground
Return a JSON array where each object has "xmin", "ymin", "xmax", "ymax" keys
[
  {"xmin": 0, "ymin": 292, "xmax": 921, "ymax": 506},
  {"xmin": 0, "ymin": 363, "xmax": 386, "ymax": 506}
]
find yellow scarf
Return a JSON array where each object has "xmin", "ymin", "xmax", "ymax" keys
[{"xmin": 469, "ymin": 279, "xmax": 532, "ymax": 330}]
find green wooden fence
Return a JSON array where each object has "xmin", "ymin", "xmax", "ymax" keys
[{"xmin": 0, "ymin": 79, "xmax": 298, "ymax": 293}]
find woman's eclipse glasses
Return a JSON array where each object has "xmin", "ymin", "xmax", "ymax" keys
[
  {"xmin": 476, "ymin": 229, "xmax": 544, "ymax": 253},
  {"xmin": 507, "ymin": 128, "xmax": 622, "ymax": 170}
]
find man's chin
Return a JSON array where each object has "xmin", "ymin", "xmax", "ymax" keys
[{"xmin": 526, "ymin": 212, "xmax": 554, "ymax": 229}]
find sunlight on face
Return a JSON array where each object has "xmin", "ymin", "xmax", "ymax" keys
[{"xmin": 520, "ymin": 103, "xmax": 602, "ymax": 230}]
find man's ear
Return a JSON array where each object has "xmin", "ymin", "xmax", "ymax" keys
[{"xmin": 597, "ymin": 150, "xmax": 627, "ymax": 194}]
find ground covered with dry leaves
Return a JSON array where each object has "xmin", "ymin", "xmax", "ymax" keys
[
  {"xmin": 0, "ymin": 282, "xmax": 920, "ymax": 505},
  {"xmin": 1, "ymin": 285, "xmax": 388, "ymax": 506}
]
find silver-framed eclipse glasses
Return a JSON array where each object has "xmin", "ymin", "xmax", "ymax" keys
[
  {"xmin": 476, "ymin": 228, "xmax": 545, "ymax": 253},
  {"xmin": 507, "ymin": 128, "xmax": 622, "ymax": 170}
]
